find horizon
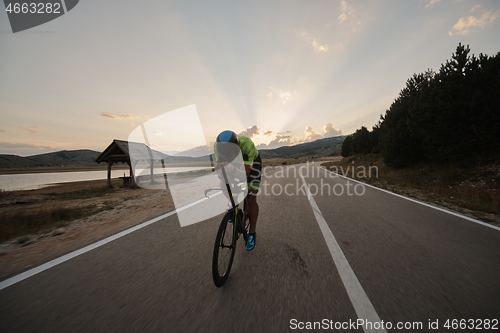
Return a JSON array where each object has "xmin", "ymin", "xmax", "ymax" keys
[
  {"xmin": 1, "ymin": 133, "xmax": 348, "ymax": 158},
  {"xmin": 1, "ymin": 0, "xmax": 499, "ymax": 156}
]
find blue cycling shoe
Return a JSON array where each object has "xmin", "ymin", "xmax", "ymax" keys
[{"xmin": 246, "ymin": 233, "xmax": 256, "ymax": 251}]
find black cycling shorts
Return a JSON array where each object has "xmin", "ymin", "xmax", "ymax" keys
[{"xmin": 247, "ymin": 155, "xmax": 262, "ymax": 191}]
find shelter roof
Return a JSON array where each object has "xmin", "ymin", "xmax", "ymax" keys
[{"xmin": 95, "ymin": 139, "xmax": 167, "ymax": 163}]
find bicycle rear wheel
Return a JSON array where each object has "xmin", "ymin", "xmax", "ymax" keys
[{"xmin": 212, "ymin": 212, "xmax": 236, "ymax": 287}]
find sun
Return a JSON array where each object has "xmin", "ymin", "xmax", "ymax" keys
[{"xmin": 246, "ymin": 128, "xmax": 278, "ymax": 147}]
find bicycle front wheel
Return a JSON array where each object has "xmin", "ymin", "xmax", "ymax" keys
[{"xmin": 212, "ymin": 212, "xmax": 236, "ymax": 287}]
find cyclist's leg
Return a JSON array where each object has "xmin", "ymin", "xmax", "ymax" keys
[
  {"xmin": 245, "ymin": 190, "xmax": 258, "ymax": 251},
  {"xmin": 247, "ymin": 190, "xmax": 259, "ymax": 233},
  {"xmin": 247, "ymin": 156, "xmax": 262, "ymax": 234}
]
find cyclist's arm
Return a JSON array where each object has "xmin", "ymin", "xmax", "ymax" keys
[
  {"xmin": 214, "ymin": 161, "xmax": 228, "ymax": 171},
  {"xmin": 216, "ymin": 161, "xmax": 245, "ymax": 181}
]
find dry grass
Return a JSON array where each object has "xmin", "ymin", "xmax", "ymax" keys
[
  {"xmin": 323, "ymin": 154, "xmax": 500, "ymax": 220},
  {"xmin": 0, "ymin": 182, "xmax": 173, "ymax": 279},
  {"xmin": 0, "ymin": 179, "xmax": 145, "ymax": 242},
  {"xmin": 0, "ymin": 203, "xmax": 96, "ymax": 242}
]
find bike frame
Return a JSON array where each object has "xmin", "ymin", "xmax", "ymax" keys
[{"xmin": 204, "ymin": 165, "xmax": 249, "ymax": 242}]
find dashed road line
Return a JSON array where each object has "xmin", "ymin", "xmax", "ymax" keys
[{"xmin": 300, "ymin": 171, "xmax": 387, "ymax": 333}]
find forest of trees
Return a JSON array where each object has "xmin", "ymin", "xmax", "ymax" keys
[{"xmin": 341, "ymin": 44, "xmax": 500, "ymax": 168}]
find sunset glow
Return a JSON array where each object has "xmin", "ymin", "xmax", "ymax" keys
[{"xmin": 1, "ymin": 0, "xmax": 499, "ymax": 155}]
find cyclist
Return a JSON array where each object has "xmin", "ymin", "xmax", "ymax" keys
[{"xmin": 214, "ymin": 130, "xmax": 261, "ymax": 251}]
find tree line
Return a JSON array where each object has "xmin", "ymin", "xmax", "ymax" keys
[{"xmin": 341, "ymin": 44, "xmax": 500, "ymax": 168}]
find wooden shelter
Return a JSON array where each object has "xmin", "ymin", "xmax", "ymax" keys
[
  {"xmin": 96, "ymin": 139, "xmax": 168, "ymax": 188},
  {"xmin": 95, "ymin": 139, "xmax": 135, "ymax": 188}
]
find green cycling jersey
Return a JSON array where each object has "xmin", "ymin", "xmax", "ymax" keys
[{"xmin": 214, "ymin": 135, "xmax": 259, "ymax": 166}]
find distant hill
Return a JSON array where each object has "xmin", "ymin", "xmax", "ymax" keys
[
  {"xmin": 30, "ymin": 150, "xmax": 101, "ymax": 166},
  {"xmin": 259, "ymin": 136, "xmax": 346, "ymax": 159},
  {"xmin": 176, "ymin": 145, "xmax": 212, "ymax": 157},
  {"xmin": 176, "ymin": 135, "xmax": 347, "ymax": 159},
  {"xmin": 0, "ymin": 149, "xmax": 101, "ymax": 168},
  {"xmin": 0, "ymin": 155, "xmax": 44, "ymax": 168},
  {"xmin": 0, "ymin": 136, "xmax": 346, "ymax": 169}
]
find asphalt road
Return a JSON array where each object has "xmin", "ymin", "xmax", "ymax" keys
[{"xmin": 1, "ymin": 163, "xmax": 499, "ymax": 332}]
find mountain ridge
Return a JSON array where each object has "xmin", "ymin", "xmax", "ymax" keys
[{"xmin": 0, "ymin": 136, "xmax": 346, "ymax": 168}]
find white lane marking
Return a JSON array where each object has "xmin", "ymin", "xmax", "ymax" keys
[
  {"xmin": 0, "ymin": 166, "xmax": 279, "ymax": 291},
  {"xmin": 300, "ymin": 173, "xmax": 387, "ymax": 333},
  {"xmin": 61, "ymin": 0, "xmax": 68, "ymax": 13},
  {"xmin": 320, "ymin": 166, "xmax": 500, "ymax": 232},
  {"xmin": 0, "ymin": 192, "xmax": 222, "ymax": 291}
]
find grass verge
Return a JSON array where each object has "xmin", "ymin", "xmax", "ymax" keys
[
  {"xmin": 45, "ymin": 186, "xmax": 114, "ymax": 200},
  {"xmin": 322, "ymin": 154, "xmax": 499, "ymax": 220},
  {"xmin": 0, "ymin": 203, "xmax": 96, "ymax": 242},
  {"xmin": 0, "ymin": 179, "xmax": 144, "ymax": 243}
]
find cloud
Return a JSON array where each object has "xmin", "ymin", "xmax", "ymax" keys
[
  {"xmin": 425, "ymin": 0, "xmax": 440, "ymax": 9},
  {"xmin": 470, "ymin": 5, "xmax": 481, "ymax": 12},
  {"xmin": 304, "ymin": 126, "xmax": 323, "ymax": 142},
  {"xmin": 302, "ymin": 123, "xmax": 343, "ymax": 143},
  {"xmin": 311, "ymin": 40, "xmax": 329, "ymax": 52},
  {"xmin": 449, "ymin": 9, "xmax": 500, "ymax": 35},
  {"xmin": 323, "ymin": 123, "xmax": 343, "ymax": 137},
  {"xmin": 239, "ymin": 125, "xmax": 261, "ymax": 138},
  {"xmin": 237, "ymin": 124, "xmax": 343, "ymax": 150},
  {"xmin": 299, "ymin": 32, "xmax": 329, "ymax": 52},
  {"xmin": 152, "ymin": 131, "xmax": 166, "ymax": 136},
  {"xmin": 338, "ymin": 0, "xmax": 355, "ymax": 23},
  {"xmin": 100, "ymin": 112, "xmax": 141, "ymax": 119},
  {"xmin": 238, "ymin": 126, "xmax": 296, "ymax": 149},
  {"xmin": 0, "ymin": 142, "xmax": 55, "ymax": 155},
  {"xmin": 264, "ymin": 87, "xmax": 297, "ymax": 104},
  {"xmin": 260, "ymin": 134, "xmax": 295, "ymax": 149},
  {"xmin": 20, "ymin": 126, "xmax": 40, "ymax": 134},
  {"xmin": 0, "ymin": 142, "xmax": 51, "ymax": 149}
]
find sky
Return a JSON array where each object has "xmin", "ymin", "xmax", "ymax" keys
[{"xmin": 0, "ymin": 0, "xmax": 499, "ymax": 156}]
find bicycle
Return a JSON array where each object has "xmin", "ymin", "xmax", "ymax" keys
[{"xmin": 205, "ymin": 168, "xmax": 250, "ymax": 287}]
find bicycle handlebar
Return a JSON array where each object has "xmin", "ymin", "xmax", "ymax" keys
[
  {"xmin": 204, "ymin": 188, "xmax": 224, "ymax": 197},
  {"xmin": 204, "ymin": 183, "xmax": 247, "ymax": 198}
]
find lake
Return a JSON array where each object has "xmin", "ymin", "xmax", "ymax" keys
[{"xmin": 0, "ymin": 167, "xmax": 210, "ymax": 191}]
